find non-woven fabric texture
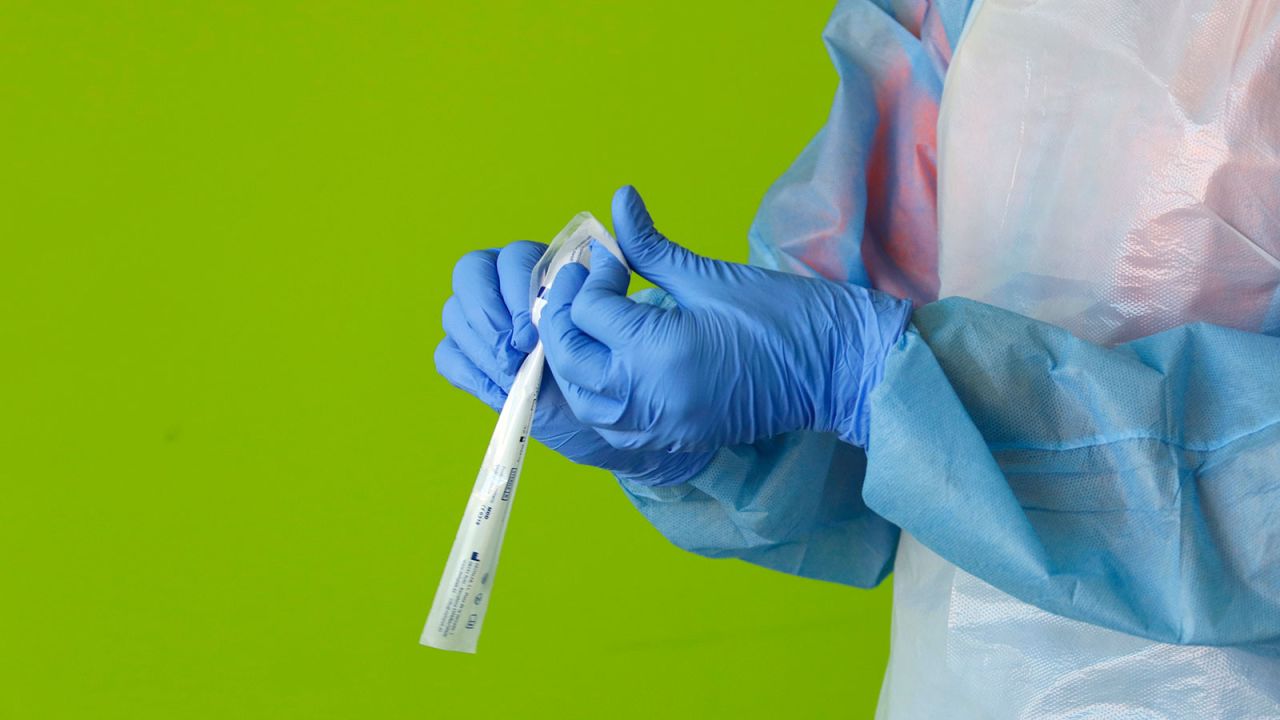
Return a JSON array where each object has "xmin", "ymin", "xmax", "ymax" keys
[{"xmin": 618, "ymin": 0, "xmax": 1280, "ymax": 716}]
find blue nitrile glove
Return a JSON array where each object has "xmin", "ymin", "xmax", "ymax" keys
[
  {"xmin": 539, "ymin": 186, "xmax": 913, "ymax": 453},
  {"xmin": 434, "ymin": 241, "xmax": 713, "ymax": 486}
]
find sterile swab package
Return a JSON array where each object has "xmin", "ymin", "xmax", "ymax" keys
[{"xmin": 421, "ymin": 212, "xmax": 628, "ymax": 653}]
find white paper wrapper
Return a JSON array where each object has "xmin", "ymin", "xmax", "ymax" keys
[{"xmin": 422, "ymin": 212, "xmax": 628, "ymax": 653}]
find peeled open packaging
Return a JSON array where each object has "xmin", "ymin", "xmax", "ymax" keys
[{"xmin": 422, "ymin": 213, "xmax": 628, "ymax": 654}]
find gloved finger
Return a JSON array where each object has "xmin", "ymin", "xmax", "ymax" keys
[
  {"xmin": 496, "ymin": 241, "xmax": 547, "ymax": 353},
  {"xmin": 442, "ymin": 296, "xmax": 521, "ymax": 388},
  {"xmin": 451, "ymin": 249, "xmax": 514, "ymax": 346},
  {"xmin": 571, "ymin": 240, "xmax": 657, "ymax": 347},
  {"xmin": 434, "ymin": 337, "xmax": 508, "ymax": 412},
  {"xmin": 539, "ymin": 263, "xmax": 614, "ymax": 394},
  {"xmin": 611, "ymin": 185, "xmax": 706, "ymax": 300}
]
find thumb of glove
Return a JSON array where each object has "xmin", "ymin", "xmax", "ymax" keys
[{"xmin": 611, "ymin": 185, "xmax": 705, "ymax": 296}]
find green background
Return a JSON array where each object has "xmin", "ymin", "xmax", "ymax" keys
[{"xmin": 2, "ymin": 2, "xmax": 893, "ymax": 717}]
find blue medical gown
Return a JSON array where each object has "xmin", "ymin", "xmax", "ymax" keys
[{"xmin": 618, "ymin": 0, "xmax": 1280, "ymax": 649}]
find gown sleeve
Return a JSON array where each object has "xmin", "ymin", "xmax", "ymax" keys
[
  {"xmin": 614, "ymin": 0, "xmax": 1280, "ymax": 649},
  {"xmin": 614, "ymin": 0, "xmax": 975, "ymax": 592},
  {"xmin": 862, "ymin": 298, "xmax": 1280, "ymax": 646},
  {"xmin": 620, "ymin": 430, "xmax": 900, "ymax": 588}
]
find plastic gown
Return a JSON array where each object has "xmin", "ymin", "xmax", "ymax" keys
[{"xmin": 618, "ymin": 0, "xmax": 1280, "ymax": 716}]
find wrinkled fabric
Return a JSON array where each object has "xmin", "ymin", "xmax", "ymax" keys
[
  {"xmin": 939, "ymin": 0, "xmax": 1280, "ymax": 343},
  {"xmin": 621, "ymin": 0, "xmax": 965, "ymax": 588},
  {"xmin": 878, "ymin": 534, "xmax": 1280, "ymax": 719},
  {"xmin": 748, "ymin": 0, "xmax": 969, "ymax": 304},
  {"xmin": 618, "ymin": 0, "xmax": 1280, "ymax": 716},
  {"xmin": 867, "ymin": 298, "xmax": 1280, "ymax": 646},
  {"xmin": 871, "ymin": 0, "xmax": 1280, "ymax": 714}
]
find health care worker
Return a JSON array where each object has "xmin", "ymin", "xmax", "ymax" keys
[{"xmin": 435, "ymin": 0, "xmax": 1280, "ymax": 716}]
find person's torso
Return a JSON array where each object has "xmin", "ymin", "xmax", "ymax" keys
[{"xmin": 880, "ymin": 0, "xmax": 1280, "ymax": 717}]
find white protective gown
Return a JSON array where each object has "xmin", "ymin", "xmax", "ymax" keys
[{"xmin": 620, "ymin": 1, "xmax": 1280, "ymax": 716}]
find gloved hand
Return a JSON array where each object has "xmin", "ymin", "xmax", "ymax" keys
[
  {"xmin": 434, "ymin": 241, "xmax": 713, "ymax": 486},
  {"xmin": 539, "ymin": 186, "xmax": 913, "ymax": 453}
]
